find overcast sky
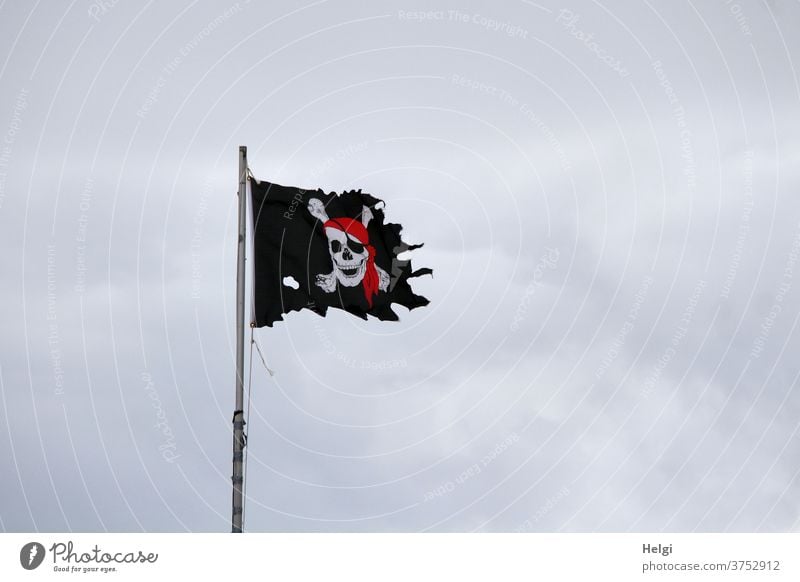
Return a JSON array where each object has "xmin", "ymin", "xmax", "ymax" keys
[{"xmin": 1, "ymin": 0, "xmax": 799, "ymax": 532}]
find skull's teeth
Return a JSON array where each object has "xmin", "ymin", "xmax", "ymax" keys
[{"xmin": 340, "ymin": 267, "xmax": 360, "ymax": 277}]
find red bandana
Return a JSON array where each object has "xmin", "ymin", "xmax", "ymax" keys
[{"xmin": 324, "ymin": 218, "xmax": 379, "ymax": 307}]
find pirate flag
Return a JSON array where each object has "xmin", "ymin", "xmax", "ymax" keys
[{"xmin": 250, "ymin": 178, "xmax": 431, "ymax": 327}]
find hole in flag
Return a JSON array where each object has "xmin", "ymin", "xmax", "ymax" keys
[{"xmin": 282, "ymin": 276, "xmax": 299, "ymax": 290}]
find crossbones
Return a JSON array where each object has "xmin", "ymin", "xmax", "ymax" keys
[{"xmin": 308, "ymin": 198, "xmax": 390, "ymax": 303}]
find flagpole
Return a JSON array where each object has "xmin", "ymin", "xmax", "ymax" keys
[{"xmin": 232, "ymin": 145, "xmax": 247, "ymax": 533}]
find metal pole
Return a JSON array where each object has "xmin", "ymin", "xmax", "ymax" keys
[{"xmin": 232, "ymin": 145, "xmax": 247, "ymax": 533}]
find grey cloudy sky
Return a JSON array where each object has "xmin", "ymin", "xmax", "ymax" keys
[{"xmin": 1, "ymin": 0, "xmax": 799, "ymax": 532}]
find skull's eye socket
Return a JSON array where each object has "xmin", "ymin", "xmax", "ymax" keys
[
  {"xmin": 347, "ymin": 240, "xmax": 364, "ymax": 254},
  {"xmin": 331, "ymin": 240, "xmax": 341, "ymax": 253}
]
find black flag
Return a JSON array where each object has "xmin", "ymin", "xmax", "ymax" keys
[{"xmin": 250, "ymin": 178, "xmax": 431, "ymax": 327}]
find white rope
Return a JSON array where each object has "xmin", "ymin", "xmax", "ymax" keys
[
  {"xmin": 241, "ymin": 327, "xmax": 255, "ymax": 530},
  {"xmin": 253, "ymin": 334, "xmax": 275, "ymax": 376}
]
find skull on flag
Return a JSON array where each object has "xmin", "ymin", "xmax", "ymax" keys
[{"xmin": 308, "ymin": 198, "xmax": 390, "ymax": 305}]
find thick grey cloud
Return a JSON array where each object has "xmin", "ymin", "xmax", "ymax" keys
[{"xmin": 1, "ymin": 0, "xmax": 799, "ymax": 532}]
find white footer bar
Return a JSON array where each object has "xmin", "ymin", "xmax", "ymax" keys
[{"xmin": 1, "ymin": 533, "xmax": 797, "ymax": 581}]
